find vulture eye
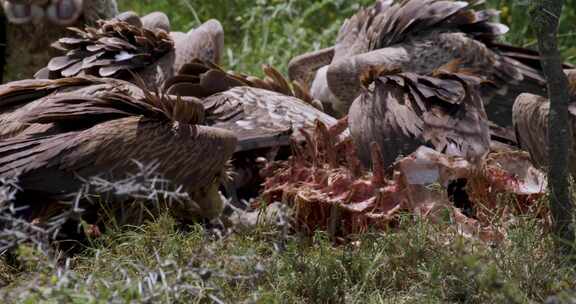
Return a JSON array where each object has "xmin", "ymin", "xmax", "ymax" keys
[
  {"xmin": 2, "ymin": 1, "xmax": 33, "ymax": 24},
  {"xmin": 45, "ymin": 0, "xmax": 83, "ymax": 26}
]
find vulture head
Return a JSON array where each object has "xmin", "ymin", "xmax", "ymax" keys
[{"xmin": 1, "ymin": 0, "xmax": 117, "ymax": 26}]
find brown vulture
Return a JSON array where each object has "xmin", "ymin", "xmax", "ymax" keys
[
  {"xmin": 512, "ymin": 69, "xmax": 576, "ymax": 174},
  {"xmin": 288, "ymin": 0, "xmax": 573, "ymax": 128},
  {"xmin": 348, "ymin": 67, "xmax": 491, "ymax": 168},
  {"xmin": 0, "ymin": 59, "xmax": 338, "ymax": 218},
  {"xmin": 0, "ymin": 75, "xmax": 237, "ymax": 221},
  {"xmin": 162, "ymin": 59, "xmax": 340, "ymax": 204},
  {"xmin": 0, "ymin": 15, "xmax": 225, "ymax": 140},
  {"xmin": 33, "ymin": 12, "xmax": 225, "ymax": 90}
]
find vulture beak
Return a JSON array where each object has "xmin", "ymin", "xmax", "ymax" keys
[
  {"xmin": 2, "ymin": 1, "xmax": 34, "ymax": 24},
  {"xmin": 45, "ymin": 0, "xmax": 83, "ymax": 26}
]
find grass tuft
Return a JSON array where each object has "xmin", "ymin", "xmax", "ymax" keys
[{"xmin": 3, "ymin": 213, "xmax": 575, "ymax": 303}]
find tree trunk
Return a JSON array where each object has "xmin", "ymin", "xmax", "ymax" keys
[{"xmin": 530, "ymin": 0, "xmax": 574, "ymax": 253}]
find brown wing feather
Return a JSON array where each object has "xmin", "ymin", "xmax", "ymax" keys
[
  {"xmin": 512, "ymin": 93, "xmax": 551, "ymax": 170},
  {"xmin": 202, "ymin": 87, "xmax": 338, "ymax": 152},
  {"xmin": 0, "ymin": 118, "xmax": 237, "ymax": 219},
  {"xmin": 165, "ymin": 59, "xmax": 322, "ymax": 109},
  {"xmin": 0, "ymin": 76, "xmax": 204, "ymax": 140},
  {"xmin": 320, "ymin": 0, "xmax": 555, "ymax": 125},
  {"xmin": 0, "ymin": 77, "xmax": 100, "ymax": 110},
  {"xmin": 0, "ymin": 77, "xmax": 126, "ymax": 139},
  {"xmin": 349, "ymin": 71, "xmax": 490, "ymax": 167},
  {"xmin": 36, "ymin": 18, "xmax": 174, "ymax": 80},
  {"xmin": 334, "ymin": 0, "xmax": 504, "ymax": 60}
]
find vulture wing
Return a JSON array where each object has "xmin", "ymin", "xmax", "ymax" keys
[
  {"xmin": 0, "ymin": 77, "xmax": 121, "ymax": 139},
  {"xmin": 0, "ymin": 118, "xmax": 237, "ymax": 219},
  {"xmin": 0, "ymin": 77, "xmax": 101, "ymax": 110},
  {"xmin": 512, "ymin": 70, "xmax": 576, "ymax": 170},
  {"xmin": 334, "ymin": 0, "xmax": 504, "ymax": 61},
  {"xmin": 166, "ymin": 59, "xmax": 323, "ymax": 109},
  {"xmin": 202, "ymin": 87, "xmax": 337, "ymax": 152},
  {"xmin": 36, "ymin": 18, "xmax": 174, "ymax": 80},
  {"xmin": 512, "ymin": 93, "xmax": 550, "ymax": 170},
  {"xmin": 349, "ymin": 71, "xmax": 490, "ymax": 167}
]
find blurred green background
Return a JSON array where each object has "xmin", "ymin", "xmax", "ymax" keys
[{"xmin": 119, "ymin": 0, "xmax": 576, "ymax": 75}]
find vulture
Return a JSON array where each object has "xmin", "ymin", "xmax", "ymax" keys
[
  {"xmin": 0, "ymin": 0, "xmax": 119, "ymax": 82},
  {"xmin": 288, "ymin": 0, "xmax": 568, "ymax": 128},
  {"xmin": 0, "ymin": 1, "xmax": 337, "ymax": 210},
  {"xmin": 0, "ymin": 15, "xmax": 225, "ymax": 140},
  {"xmin": 34, "ymin": 12, "xmax": 225, "ymax": 90},
  {"xmin": 163, "ymin": 59, "xmax": 340, "ymax": 203},
  {"xmin": 163, "ymin": 59, "xmax": 338, "ymax": 148},
  {"xmin": 512, "ymin": 69, "xmax": 576, "ymax": 174},
  {"xmin": 0, "ymin": 58, "xmax": 338, "ymax": 218},
  {"xmin": 0, "ymin": 75, "xmax": 237, "ymax": 221},
  {"xmin": 349, "ymin": 66, "xmax": 491, "ymax": 168}
]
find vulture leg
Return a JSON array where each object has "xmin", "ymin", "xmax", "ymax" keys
[
  {"xmin": 188, "ymin": 19, "xmax": 224, "ymax": 65},
  {"xmin": 310, "ymin": 65, "xmax": 340, "ymax": 116},
  {"xmin": 1, "ymin": 0, "xmax": 34, "ymax": 24},
  {"xmin": 45, "ymin": 0, "xmax": 85, "ymax": 26},
  {"xmin": 288, "ymin": 46, "xmax": 335, "ymax": 87},
  {"xmin": 326, "ymin": 46, "xmax": 410, "ymax": 116}
]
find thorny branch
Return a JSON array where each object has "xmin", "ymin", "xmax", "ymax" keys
[{"xmin": 0, "ymin": 160, "xmax": 192, "ymax": 256}]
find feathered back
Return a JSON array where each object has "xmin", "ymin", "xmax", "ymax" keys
[
  {"xmin": 164, "ymin": 59, "xmax": 320, "ymax": 108},
  {"xmin": 512, "ymin": 93, "xmax": 550, "ymax": 170},
  {"xmin": 16, "ymin": 76, "xmax": 205, "ymax": 129},
  {"xmin": 158, "ymin": 59, "xmax": 335, "ymax": 152},
  {"xmin": 349, "ymin": 68, "xmax": 490, "ymax": 167},
  {"xmin": 335, "ymin": 0, "xmax": 507, "ymax": 60},
  {"xmin": 201, "ymin": 87, "xmax": 338, "ymax": 152},
  {"xmin": 512, "ymin": 70, "xmax": 576, "ymax": 170},
  {"xmin": 35, "ymin": 18, "xmax": 174, "ymax": 79},
  {"xmin": 0, "ymin": 77, "xmax": 100, "ymax": 110}
]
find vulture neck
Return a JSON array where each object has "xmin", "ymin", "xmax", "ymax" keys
[{"xmin": 326, "ymin": 46, "xmax": 410, "ymax": 116}]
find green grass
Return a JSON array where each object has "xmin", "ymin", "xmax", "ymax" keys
[
  {"xmin": 118, "ymin": 0, "xmax": 576, "ymax": 76},
  {"xmin": 2, "ymin": 213, "xmax": 575, "ymax": 303},
  {"xmin": 1, "ymin": 0, "xmax": 576, "ymax": 303},
  {"xmin": 118, "ymin": 0, "xmax": 373, "ymax": 76}
]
